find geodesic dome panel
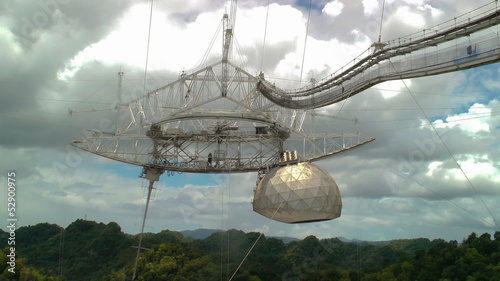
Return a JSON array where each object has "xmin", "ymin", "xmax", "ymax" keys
[{"xmin": 252, "ymin": 162, "xmax": 342, "ymax": 223}]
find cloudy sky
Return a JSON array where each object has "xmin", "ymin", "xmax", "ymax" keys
[{"xmin": 1, "ymin": 0, "xmax": 499, "ymax": 243}]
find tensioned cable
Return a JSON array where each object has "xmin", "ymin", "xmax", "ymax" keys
[
  {"xmin": 378, "ymin": 0, "xmax": 386, "ymax": 43},
  {"xmin": 0, "ymin": 112, "xmax": 95, "ymax": 131},
  {"xmin": 220, "ymin": 180, "xmax": 224, "ymax": 281},
  {"xmin": 132, "ymin": 1, "xmax": 155, "ymax": 280},
  {"xmin": 2, "ymin": 108, "xmax": 495, "ymax": 156},
  {"xmin": 35, "ymin": 92, "xmax": 494, "ymax": 109},
  {"xmin": 346, "ymin": 112, "xmax": 495, "ymax": 127},
  {"xmin": 61, "ymin": 104, "xmax": 498, "ymax": 144},
  {"xmin": 228, "ymin": 224, "xmax": 268, "ymax": 281},
  {"xmin": 260, "ymin": 0, "xmax": 271, "ymax": 71},
  {"xmin": 227, "ymin": 176, "xmax": 232, "ymax": 280},
  {"xmin": 14, "ymin": 97, "xmax": 491, "ymax": 134},
  {"xmin": 229, "ymin": 0, "xmax": 238, "ymax": 34},
  {"xmin": 228, "ymin": 164, "xmax": 309, "ymax": 281},
  {"xmin": 298, "ymin": 0, "xmax": 312, "ymax": 87},
  {"xmin": 256, "ymin": 2, "xmax": 500, "ymax": 107},
  {"xmin": 309, "ymin": 114, "xmax": 499, "ymax": 143},
  {"xmin": 368, "ymin": 88, "xmax": 487, "ymax": 98},
  {"xmin": 388, "ymin": 59, "xmax": 498, "ymax": 227},
  {"xmin": 228, "ymin": 200, "xmax": 286, "ymax": 281},
  {"xmin": 378, "ymin": 158, "xmax": 496, "ymax": 227},
  {"xmin": 58, "ymin": 95, "xmax": 500, "ymax": 114},
  {"xmin": 232, "ymin": 35, "xmax": 249, "ymax": 66},
  {"xmin": 71, "ymin": 77, "xmax": 116, "ymax": 108},
  {"xmin": 141, "ymin": 0, "xmax": 154, "ymax": 97},
  {"xmin": 58, "ymin": 216, "xmax": 65, "ymax": 278},
  {"xmin": 192, "ymin": 19, "xmax": 224, "ymax": 71},
  {"xmin": 313, "ymin": 106, "xmax": 500, "ymax": 112},
  {"xmin": 359, "ymin": 113, "xmax": 499, "ymax": 135},
  {"xmin": 355, "ymin": 166, "xmax": 361, "ymax": 281},
  {"xmin": 57, "ymin": 174, "xmax": 80, "ymax": 280}
]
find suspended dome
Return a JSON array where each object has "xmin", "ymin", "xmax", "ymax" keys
[{"xmin": 252, "ymin": 162, "xmax": 342, "ymax": 223}]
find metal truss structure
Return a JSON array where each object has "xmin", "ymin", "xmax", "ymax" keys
[
  {"xmin": 72, "ymin": 58, "xmax": 374, "ymax": 173},
  {"xmin": 71, "ymin": 1, "xmax": 500, "ymax": 174},
  {"xmin": 257, "ymin": 2, "xmax": 500, "ymax": 109}
]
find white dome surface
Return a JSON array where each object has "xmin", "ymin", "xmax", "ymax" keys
[{"xmin": 253, "ymin": 162, "xmax": 342, "ymax": 223}]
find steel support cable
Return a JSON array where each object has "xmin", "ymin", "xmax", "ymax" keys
[
  {"xmin": 220, "ymin": 177, "xmax": 225, "ymax": 281},
  {"xmin": 299, "ymin": 0, "xmax": 313, "ymax": 87},
  {"xmin": 133, "ymin": 1, "xmax": 155, "ymax": 280},
  {"xmin": 0, "ymin": 112, "xmax": 98, "ymax": 131},
  {"xmin": 320, "ymin": 113, "xmax": 498, "ymax": 135},
  {"xmin": 282, "ymin": 26, "xmax": 497, "ymax": 98},
  {"xmin": 230, "ymin": 0, "xmax": 238, "ymax": 31},
  {"xmin": 360, "ymin": 112, "xmax": 496, "ymax": 127},
  {"xmin": 291, "ymin": 4, "xmax": 500, "ymax": 96},
  {"xmin": 228, "ymin": 197, "xmax": 287, "ymax": 281},
  {"xmin": 497, "ymin": 0, "xmax": 500, "ymax": 48},
  {"xmin": 228, "ymin": 165, "xmax": 310, "ymax": 281},
  {"xmin": 56, "ymin": 174, "xmax": 77, "ymax": 279},
  {"xmin": 378, "ymin": 158, "xmax": 497, "ymax": 228},
  {"xmin": 260, "ymin": 0, "xmax": 271, "ymax": 71},
  {"xmin": 141, "ymin": 0, "xmax": 154, "ymax": 98},
  {"xmin": 232, "ymin": 35, "xmax": 248, "ymax": 66},
  {"xmin": 59, "ymin": 87, "xmax": 491, "ymax": 113},
  {"xmin": 227, "ymin": 179, "xmax": 231, "ymax": 281},
  {"xmin": 378, "ymin": 0, "xmax": 387, "ymax": 43},
  {"xmin": 58, "ymin": 226, "xmax": 65, "ymax": 278},
  {"xmin": 193, "ymin": 19, "xmax": 224, "ymax": 71},
  {"xmin": 313, "ymin": 112, "xmax": 500, "ymax": 138},
  {"xmin": 131, "ymin": 19, "xmax": 498, "ymax": 113},
  {"xmin": 387, "ymin": 58, "xmax": 498, "ymax": 228},
  {"xmin": 256, "ymin": 9, "xmax": 500, "ymax": 109},
  {"xmin": 316, "ymin": 104, "xmax": 500, "ymax": 112},
  {"xmin": 69, "ymin": 77, "xmax": 116, "ymax": 112},
  {"xmin": 356, "ymin": 170, "xmax": 362, "ymax": 281},
  {"xmin": 258, "ymin": 40, "xmax": 500, "ymax": 109}
]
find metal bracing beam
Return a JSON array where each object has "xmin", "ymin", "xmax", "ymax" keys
[{"xmin": 72, "ymin": 127, "xmax": 374, "ymax": 173}]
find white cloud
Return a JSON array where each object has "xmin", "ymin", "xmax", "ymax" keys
[
  {"xmin": 454, "ymin": 155, "xmax": 498, "ymax": 180},
  {"xmin": 362, "ymin": 0, "xmax": 379, "ymax": 16},
  {"xmin": 238, "ymin": 4, "xmax": 304, "ymax": 46},
  {"xmin": 323, "ymin": 0, "xmax": 344, "ymax": 17},
  {"xmin": 0, "ymin": 26, "xmax": 23, "ymax": 78},
  {"xmin": 433, "ymin": 102, "xmax": 494, "ymax": 134},
  {"xmin": 393, "ymin": 6, "xmax": 425, "ymax": 27},
  {"xmin": 418, "ymin": 4, "xmax": 443, "ymax": 18},
  {"xmin": 377, "ymin": 80, "xmax": 411, "ymax": 99},
  {"xmin": 426, "ymin": 154, "xmax": 499, "ymax": 183},
  {"xmin": 58, "ymin": 3, "xmax": 224, "ymax": 79}
]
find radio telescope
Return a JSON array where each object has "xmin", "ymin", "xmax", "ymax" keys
[
  {"xmin": 70, "ymin": 0, "xmax": 500, "ymax": 278},
  {"xmin": 71, "ymin": 0, "xmax": 376, "ymax": 222},
  {"xmin": 71, "ymin": 0, "xmax": 500, "ymax": 217}
]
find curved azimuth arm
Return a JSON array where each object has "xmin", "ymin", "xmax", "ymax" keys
[{"xmin": 257, "ymin": 5, "xmax": 500, "ymax": 109}]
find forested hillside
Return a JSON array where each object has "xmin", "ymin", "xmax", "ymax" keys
[{"xmin": 1, "ymin": 219, "xmax": 499, "ymax": 280}]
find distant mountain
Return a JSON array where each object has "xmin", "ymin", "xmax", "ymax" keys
[
  {"xmin": 180, "ymin": 229, "xmax": 394, "ymax": 244},
  {"xmin": 180, "ymin": 228, "xmax": 300, "ymax": 243},
  {"xmin": 181, "ymin": 228, "xmax": 222, "ymax": 239},
  {"xmin": 269, "ymin": 235, "xmax": 300, "ymax": 243},
  {"xmin": 338, "ymin": 236, "xmax": 391, "ymax": 245}
]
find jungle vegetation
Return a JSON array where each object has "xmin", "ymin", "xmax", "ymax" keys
[{"xmin": 1, "ymin": 219, "xmax": 499, "ymax": 280}]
